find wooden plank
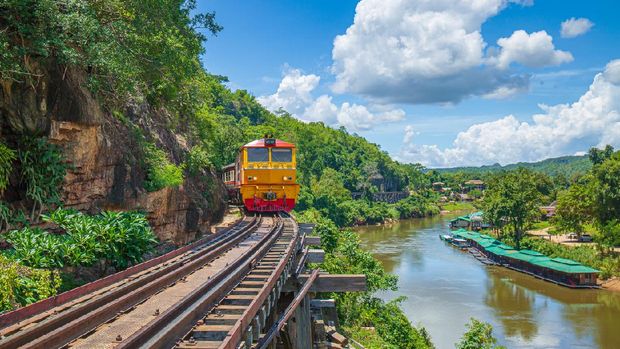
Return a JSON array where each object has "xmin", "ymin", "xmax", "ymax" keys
[
  {"xmin": 256, "ymin": 270, "xmax": 320, "ymax": 349},
  {"xmin": 293, "ymin": 274, "xmax": 367, "ymax": 292},
  {"xmin": 307, "ymin": 249, "xmax": 325, "ymax": 263},
  {"xmin": 326, "ymin": 326, "xmax": 348, "ymax": 346},
  {"xmin": 310, "ymin": 299, "xmax": 336, "ymax": 308},
  {"xmin": 304, "ymin": 236, "xmax": 321, "ymax": 246},
  {"xmin": 298, "ymin": 223, "xmax": 316, "ymax": 235}
]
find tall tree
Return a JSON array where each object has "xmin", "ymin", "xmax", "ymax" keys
[
  {"xmin": 553, "ymin": 181, "xmax": 594, "ymax": 237},
  {"xmin": 482, "ymin": 168, "xmax": 544, "ymax": 249},
  {"xmin": 590, "ymin": 151, "xmax": 620, "ymax": 249}
]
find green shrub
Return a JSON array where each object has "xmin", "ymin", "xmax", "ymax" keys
[
  {"xmin": 0, "ymin": 201, "xmax": 10, "ymax": 231},
  {"xmin": 186, "ymin": 146, "xmax": 211, "ymax": 176},
  {"xmin": 18, "ymin": 137, "xmax": 69, "ymax": 219},
  {"xmin": 142, "ymin": 142, "xmax": 184, "ymax": 192},
  {"xmin": 0, "ymin": 254, "xmax": 60, "ymax": 312},
  {"xmin": 0, "ymin": 142, "xmax": 16, "ymax": 192},
  {"xmin": 456, "ymin": 318, "xmax": 505, "ymax": 349},
  {"xmin": 4, "ymin": 210, "xmax": 157, "ymax": 272}
]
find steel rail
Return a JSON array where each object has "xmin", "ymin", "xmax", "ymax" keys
[
  {"xmin": 116, "ymin": 216, "xmax": 289, "ymax": 349},
  {"xmin": 0, "ymin": 217, "xmax": 248, "ymax": 330},
  {"xmin": 216, "ymin": 214, "xmax": 299, "ymax": 349},
  {"xmin": 0, "ymin": 216, "xmax": 262, "ymax": 349}
]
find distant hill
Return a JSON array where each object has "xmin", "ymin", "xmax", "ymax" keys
[{"xmin": 435, "ymin": 155, "xmax": 592, "ymax": 178}]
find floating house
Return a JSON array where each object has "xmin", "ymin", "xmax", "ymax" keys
[
  {"xmin": 451, "ymin": 229, "xmax": 599, "ymax": 288},
  {"xmin": 449, "ymin": 212, "xmax": 489, "ymax": 230}
]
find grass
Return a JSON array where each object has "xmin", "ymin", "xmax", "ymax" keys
[
  {"xmin": 440, "ymin": 201, "xmax": 476, "ymax": 212},
  {"xmin": 529, "ymin": 220, "xmax": 552, "ymax": 230}
]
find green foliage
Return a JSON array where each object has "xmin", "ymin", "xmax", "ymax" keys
[
  {"xmin": 4, "ymin": 210, "xmax": 157, "ymax": 272},
  {"xmin": 0, "ymin": 142, "xmax": 16, "ymax": 192},
  {"xmin": 469, "ymin": 189, "xmax": 482, "ymax": 199},
  {"xmin": 0, "ymin": 254, "xmax": 60, "ymax": 312},
  {"xmin": 0, "ymin": 0, "xmax": 221, "ymax": 109},
  {"xmin": 441, "ymin": 202, "xmax": 476, "ymax": 212},
  {"xmin": 551, "ymin": 147, "xmax": 620, "ymax": 250},
  {"xmin": 483, "ymin": 168, "xmax": 547, "ymax": 249},
  {"xmin": 437, "ymin": 155, "xmax": 592, "ymax": 179},
  {"xmin": 141, "ymin": 142, "xmax": 184, "ymax": 192},
  {"xmin": 553, "ymin": 181, "xmax": 594, "ymax": 235},
  {"xmin": 186, "ymin": 146, "xmax": 212, "ymax": 176},
  {"xmin": 0, "ymin": 201, "xmax": 10, "ymax": 231},
  {"xmin": 18, "ymin": 137, "xmax": 69, "ymax": 219},
  {"xmin": 456, "ymin": 318, "xmax": 505, "ymax": 349}
]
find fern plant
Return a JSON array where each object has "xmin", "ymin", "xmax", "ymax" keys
[
  {"xmin": 18, "ymin": 137, "xmax": 69, "ymax": 220},
  {"xmin": 0, "ymin": 142, "xmax": 16, "ymax": 192}
]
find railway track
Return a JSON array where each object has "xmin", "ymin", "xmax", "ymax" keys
[
  {"xmin": 115, "ymin": 213, "xmax": 299, "ymax": 349},
  {"xmin": 0, "ymin": 213, "xmax": 307, "ymax": 349},
  {"xmin": 0, "ymin": 214, "xmax": 290, "ymax": 348}
]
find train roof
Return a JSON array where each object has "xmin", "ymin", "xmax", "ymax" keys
[{"xmin": 242, "ymin": 138, "xmax": 295, "ymax": 148}]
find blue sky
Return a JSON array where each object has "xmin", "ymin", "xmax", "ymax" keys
[{"xmin": 198, "ymin": 0, "xmax": 620, "ymax": 167}]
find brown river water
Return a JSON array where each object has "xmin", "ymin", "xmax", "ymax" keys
[{"xmin": 356, "ymin": 215, "xmax": 620, "ymax": 349}]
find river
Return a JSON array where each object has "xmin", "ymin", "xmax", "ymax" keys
[{"xmin": 356, "ymin": 215, "xmax": 620, "ymax": 349}]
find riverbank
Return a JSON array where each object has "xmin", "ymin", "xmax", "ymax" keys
[{"xmin": 357, "ymin": 216, "xmax": 620, "ymax": 349}]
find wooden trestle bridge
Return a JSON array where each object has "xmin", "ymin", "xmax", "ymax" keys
[{"xmin": 0, "ymin": 213, "xmax": 365, "ymax": 349}]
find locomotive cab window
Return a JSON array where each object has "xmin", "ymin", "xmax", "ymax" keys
[
  {"xmin": 247, "ymin": 148, "xmax": 269, "ymax": 162},
  {"xmin": 271, "ymin": 148, "xmax": 292, "ymax": 162}
]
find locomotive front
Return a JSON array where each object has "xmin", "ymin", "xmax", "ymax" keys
[{"xmin": 236, "ymin": 137, "xmax": 300, "ymax": 212}]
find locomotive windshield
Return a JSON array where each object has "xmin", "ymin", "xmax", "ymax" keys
[
  {"xmin": 247, "ymin": 148, "xmax": 269, "ymax": 162},
  {"xmin": 271, "ymin": 148, "xmax": 292, "ymax": 162}
]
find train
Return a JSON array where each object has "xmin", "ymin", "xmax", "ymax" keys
[{"xmin": 222, "ymin": 136, "xmax": 300, "ymax": 212}]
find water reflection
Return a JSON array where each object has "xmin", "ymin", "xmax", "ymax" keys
[
  {"xmin": 485, "ymin": 274, "xmax": 538, "ymax": 341},
  {"xmin": 356, "ymin": 216, "xmax": 620, "ymax": 349}
]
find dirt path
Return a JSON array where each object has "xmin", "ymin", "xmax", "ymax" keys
[{"xmin": 527, "ymin": 227, "xmax": 620, "ymax": 254}]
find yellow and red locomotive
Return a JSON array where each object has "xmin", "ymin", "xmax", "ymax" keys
[{"xmin": 222, "ymin": 137, "xmax": 300, "ymax": 212}]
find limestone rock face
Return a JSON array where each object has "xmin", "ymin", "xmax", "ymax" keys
[{"xmin": 0, "ymin": 66, "xmax": 226, "ymax": 244}]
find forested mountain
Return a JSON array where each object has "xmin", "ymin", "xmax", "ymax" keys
[{"xmin": 435, "ymin": 155, "xmax": 592, "ymax": 178}]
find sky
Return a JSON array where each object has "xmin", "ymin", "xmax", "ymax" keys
[{"xmin": 197, "ymin": 0, "xmax": 620, "ymax": 168}]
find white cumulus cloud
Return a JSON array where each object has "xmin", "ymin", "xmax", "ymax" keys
[
  {"xmin": 330, "ymin": 0, "xmax": 568, "ymax": 104},
  {"xmin": 493, "ymin": 30, "xmax": 573, "ymax": 69},
  {"xmin": 258, "ymin": 68, "xmax": 405, "ymax": 131},
  {"xmin": 257, "ymin": 69, "xmax": 320, "ymax": 116},
  {"xmin": 400, "ymin": 59, "xmax": 620, "ymax": 167},
  {"xmin": 561, "ymin": 17, "xmax": 594, "ymax": 38}
]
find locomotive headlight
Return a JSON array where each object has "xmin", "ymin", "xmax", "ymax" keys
[
  {"xmin": 253, "ymin": 176, "xmax": 257, "ymax": 180},
  {"xmin": 283, "ymin": 176, "xmax": 293, "ymax": 181}
]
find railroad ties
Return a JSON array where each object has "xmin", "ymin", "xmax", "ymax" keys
[{"xmin": 0, "ymin": 214, "xmax": 366, "ymax": 349}]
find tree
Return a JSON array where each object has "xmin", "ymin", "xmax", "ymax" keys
[
  {"xmin": 590, "ymin": 151, "xmax": 620, "ymax": 249},
  {"xmin": 588, "ymin": 145, "xmax": 614, "ymax": 165},
  {"xmin": 469, "ymin": 189, "xmax": 482, "ymax": 200},
  {"xmin": 553, "ymin": 182, "xmax": 594, "ymax": 237},
  {"xmin": 456, "ymin": 318, "xmax": 505, "ymax": 349},
  {"xmin": 482, "ymin": 169, "xmax": 544, "ymax": 249}
]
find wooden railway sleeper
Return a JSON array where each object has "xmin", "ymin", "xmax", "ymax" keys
[
  {"xmin": 117, "ymin": 217, "xmax": 286, "ymax": 349},
  {"xmin": 0, "ymin": 217, "xmax": 263, "ymax": 349}
]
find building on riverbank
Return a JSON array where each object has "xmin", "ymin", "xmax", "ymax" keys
[
  {"xmin": 449, "ymin": 212, "xmax": 489, "ymax": 230},
  {"xmin": 452, "ymin": 229, "xmax": 599, "ymax": 288}
]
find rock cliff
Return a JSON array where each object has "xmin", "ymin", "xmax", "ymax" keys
[{"xmin": 0, "ymin": 65, "xmax": 226, "ymax": 244}]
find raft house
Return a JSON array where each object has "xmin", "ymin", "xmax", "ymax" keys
[
  {"xmin": 449, "ymin": 212, "xmax": 490, "ymax": 230},
  {"xmin": 451, "ymin": 229, "xmax": 600, "ymax": 288}
]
